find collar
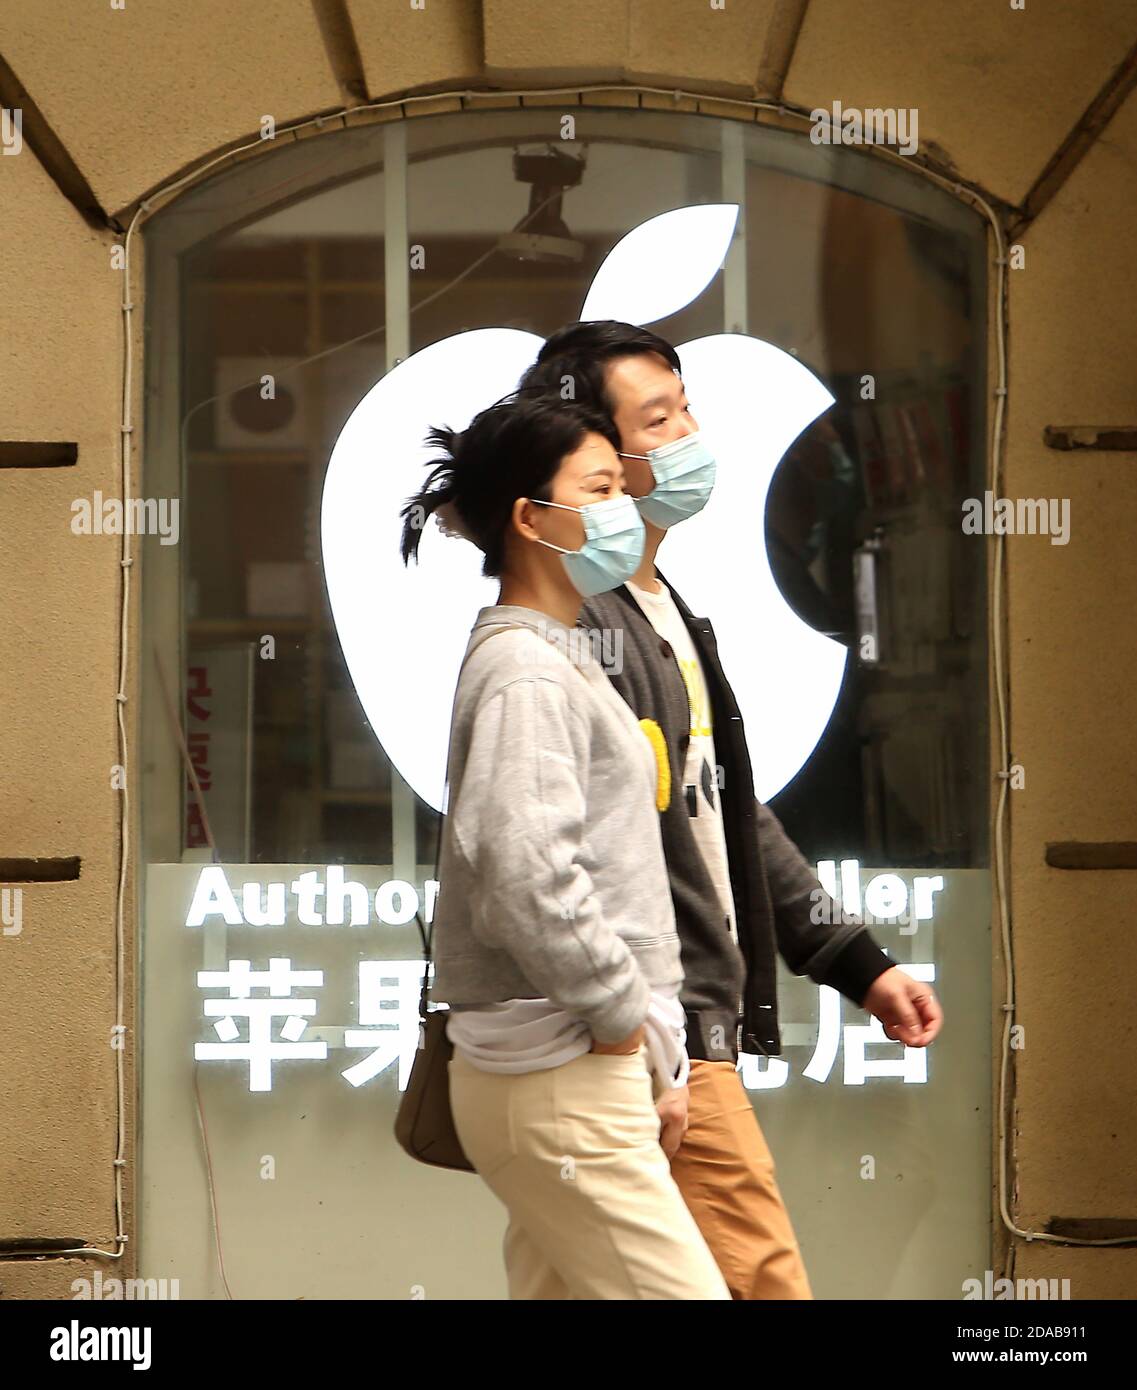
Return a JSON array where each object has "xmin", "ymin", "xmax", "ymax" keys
[
  {"xmin": 603, "ymin": 572, "xmax": 706, "ymax": 629},
  {"xmin": 653, "ymin": 569, "xmax": 694, "ymax": 621},
  {"xmin": 472, "ymin": 604, "xmax": 575, "ymax": 641}
]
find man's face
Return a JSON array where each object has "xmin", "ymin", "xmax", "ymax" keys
[{"xmin": 604, "ymin": 352, "xmax": 699, "ymax": 500}]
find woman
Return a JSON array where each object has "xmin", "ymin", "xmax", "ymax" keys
[{"xmin": 400, "ymin": 394, "xmax": 729, "ymax": 1300}]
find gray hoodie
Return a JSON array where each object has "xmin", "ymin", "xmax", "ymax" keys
[{"xmin": 430, "ymin": 604, "xmax": 683, "ymax": 1044}]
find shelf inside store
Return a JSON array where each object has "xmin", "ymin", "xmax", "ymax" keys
[
  {"xmin": 188, "ymin": 449, "xmax": 311, "ymax": 467},
  {"xmin": 188, "ymin": 617, "xmax": 310, "ymax": 637}
]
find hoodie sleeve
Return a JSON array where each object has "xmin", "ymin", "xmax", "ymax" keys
[{"xmin": 449, "ymin": 675, "xmax": 651, "ymax": 1043}]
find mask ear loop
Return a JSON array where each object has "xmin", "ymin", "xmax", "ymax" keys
[
  {"xmin": 525, "ymin": 494, "xmax": 631, "ymax": 555},
  {"xmin": 617, "ymin": 451, "xmax": 658, "ymax": 500},
  {"xmin": 527, "ymin": 497, "xmax": 581, "ymax": 512},
  {"xmin": 620, "ymin": 431, "xmax": 702, "ymax": 465},
  {"xmin": 525, "ymin": 496, "xmax": 579, "ymax": 556}
]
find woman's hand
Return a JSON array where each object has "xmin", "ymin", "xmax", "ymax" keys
[
  {"xmin": 589, "ymin": 1023, "xmax": 646, "ymax": 1055},
  {"xmin": 656, "ymin": 1084, "xmax": 689, "ymax": 1158}
]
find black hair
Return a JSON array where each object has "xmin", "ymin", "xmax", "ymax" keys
[
  {"xmin": 517, "ymin": 320, "xmax": 683, "ymax": 424},
  {"xmin": 400, "ymin": 392, "xmax": 616, "ymax": 578}
]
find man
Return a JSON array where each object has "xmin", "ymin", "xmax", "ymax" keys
[{"xmin": 517, "ymin": 321, "xmax": 943, "ymax": 1300}]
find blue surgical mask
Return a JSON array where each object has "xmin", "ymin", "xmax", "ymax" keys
[
  {"xmin": 528, "ymin": 493, "xmax": 645, "ymax": 598},
  {"xmin": 620, "ymin": 431, "xmax": 717, "ymax": 528}
]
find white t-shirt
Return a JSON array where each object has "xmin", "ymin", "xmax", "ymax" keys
[
  {"xmin": 625, "ymin": 577, "xmax": 739, "ymax": 944},
  {"xmin": 447, "ymin": 987, "xmax": 688, "ymax": 1092}
]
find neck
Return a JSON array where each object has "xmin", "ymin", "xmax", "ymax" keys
[
  {"xmin": 628, "ymin": 521, "xmax": 665, "ymax": 592},
  {"xmin": 497, "ymin": 573, "xmax": 581, "ymax": 629}
]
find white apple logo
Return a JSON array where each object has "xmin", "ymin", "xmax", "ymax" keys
[{"xmin": 321, "ymin": 204, "xmax": 845, "ymax": 812}]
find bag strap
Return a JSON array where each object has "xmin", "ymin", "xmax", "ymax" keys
[{"xmin": 411, "ymin": 622, "xmax": 525, "ymax": 1024}]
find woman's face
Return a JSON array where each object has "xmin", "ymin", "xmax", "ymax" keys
[
  {"xmin": 504, "ymin": 430, "xmax": 632, "ymax": 592},
  {"xmin": 531, "ymin": 430, "xmax": 628, "ymax": 553}
]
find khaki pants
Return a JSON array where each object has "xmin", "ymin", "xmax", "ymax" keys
[
  {"xmin": 449, "ymin": 1043, "xmax": 731, "ymax": 1300},
  {"xmin": 669, "ymin": 1059, "xmax": 813, "ymax": 1300}
]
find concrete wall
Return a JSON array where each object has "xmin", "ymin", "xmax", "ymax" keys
[
  {"xmin": 1002, "ymin": 85, "xmax": 1137, "ymax": 1298},
  {"xmin": 2, "ymin": 0, "xmax": 1135, "ymax": 1299},
  {"xmin": 0, "ymin": 107, "xmax": 139, "ymax": 1300}
]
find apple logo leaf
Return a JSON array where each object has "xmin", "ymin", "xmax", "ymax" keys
[{"xmin": 580, "ymin": 203, "xmax": 739, "ymax": 327}]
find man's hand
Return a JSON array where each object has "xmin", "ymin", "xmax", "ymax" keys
[
  {"xmin": 656, "ymin": 1084, "xmax": 689, "ymax": 1159},
  {"xmin": 862, "ymin": 967, "xmax": 943, "ymax": 1046}
]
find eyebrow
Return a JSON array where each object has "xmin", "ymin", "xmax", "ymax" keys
[
  {"xmin": 639, "ymin": 389, "xmax": 686, "ymax": 414},
  {"xmin": 581, "ymin": 466, "xmax": 619, "ymax": 480}
]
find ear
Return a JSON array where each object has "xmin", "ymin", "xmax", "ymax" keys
[{"xmin": 511, "ymin": 495, "xmax": 542, "ymax": 542}]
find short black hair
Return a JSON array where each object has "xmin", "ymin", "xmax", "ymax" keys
[
  {"xmin": 400, "ymin": 393, "xmax": 614, "ymax": 579},
  {"xmin": 517, "ymin": 320, "xmax": 683, "ymax": 424}
]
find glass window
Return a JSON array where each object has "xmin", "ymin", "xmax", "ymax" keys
[{"xmin": 140, "ymin": 108, "xmax": 989, "ymax": 1299}]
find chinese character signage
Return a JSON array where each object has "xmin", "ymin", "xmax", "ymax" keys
[{"xmin": 174, "ymin": 862, "xmax": 943, "ymax": 1095}]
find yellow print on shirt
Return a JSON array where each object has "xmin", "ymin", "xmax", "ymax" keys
[{"xmin": 678, "ymin": 658, "xmax": 713, "ymax": 738}]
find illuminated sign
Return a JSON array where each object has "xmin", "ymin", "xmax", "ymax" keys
[
  {"xmin": 185, "ymin": 863, "xmax": 940, "ymax": 1094},
  {"xmin": 183, "ymin": 862, "xmax": 942, "ymax": 932},
  {"xmin": 321, "ymin": 204, "xmax": 846, "ymax": 810},
  {"xmin": 186, "ymin": 865, "xmax": 436, "ymax": 927},
  {"xmin": 815, "ymin": 860, "xmax": 944, "ymax": 934}
]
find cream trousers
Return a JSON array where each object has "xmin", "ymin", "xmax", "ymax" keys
[{"xmin": 449, "ymin": 1042, "xmax": 731, "ymax": 1300}]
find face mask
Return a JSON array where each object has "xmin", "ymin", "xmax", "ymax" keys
[
  {"xmin": 620, "ymin": 431, "xmax": 717, "ymax": 528},
  {"xmin": 528, "ymin": 493, "xmax": 645, "ymax": 598}
]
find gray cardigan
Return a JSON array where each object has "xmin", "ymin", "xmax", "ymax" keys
[
  {"xmin": 430, "ymin": 604, "xmax": 682, "ymax": 1044},
  {"xmin": 580, "ymin": 579, "xmax": 895, "ymax": 1060}
]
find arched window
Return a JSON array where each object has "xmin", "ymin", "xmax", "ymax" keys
[{"xmin": 139, "ymin": 107, "xmax": 990, "ymax": 1299}]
